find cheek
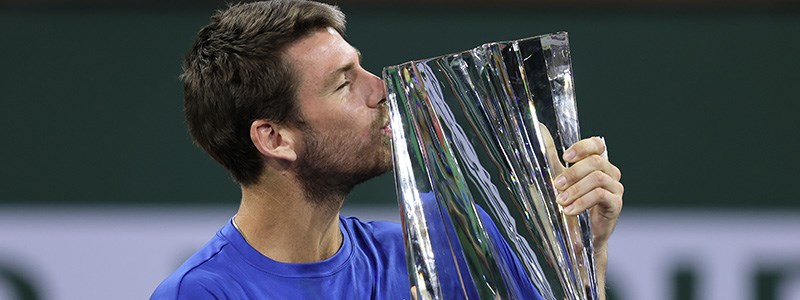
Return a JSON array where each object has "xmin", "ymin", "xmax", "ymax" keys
[
  {"xmin": 341, "ymin": 106, "xmax": 375, "ymax": 131},
  {"xmin": 328, "ymin": 113, "xmax": 370, "ymax": 139}
]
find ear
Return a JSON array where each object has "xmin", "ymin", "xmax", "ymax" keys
[{"xmin": 250, "ymin": 119, "xmax": 298, "ymax": 162}]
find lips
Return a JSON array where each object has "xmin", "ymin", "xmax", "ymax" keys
[
  {"xmin": 377, "ymin": 107, "xmax": 391, "ymax": 136},
  {"xmin": 380, "ymin": 119, "xmax": 392, "ymax": 136}
]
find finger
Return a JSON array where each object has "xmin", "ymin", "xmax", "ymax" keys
[
  {"xmin": 538, "ymin": 123, "xmax": 566, "ymax": 175},
  {"xmin": 562, "ymin": 187, "xmax": 623, "ymax": 217},
  {"xmin": 556, "ymin": 170, "xmax": 624, "ymax": 207},
  {"xmin": 563, "ymin": 136, "xmax": 606, "ymax": 164},
  {"xmin": 599, "ymin": 137, "xmax": 608, "ymax": 159},
  {"xmin": 554, "ymin": 155, "xmax": 621, "ymax": 191}
]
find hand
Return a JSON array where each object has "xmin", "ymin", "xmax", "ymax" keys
[
  {"xmin": 540, "ymin": 128, "xmax": 621, "ymax": 299},
  {"xmin": 539, "ymin": 123, "xmax": 625, "ymax": 256},
  {"xmin": 544, "ymin": 133, "xmax": 623, "ymax": 252}
]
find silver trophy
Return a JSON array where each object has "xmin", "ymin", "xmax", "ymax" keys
[{"xmin": 384, "ymin": 32, "xmax": 597, "ymax": 300}]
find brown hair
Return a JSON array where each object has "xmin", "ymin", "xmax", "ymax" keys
[{"xmin": 181, "ymin": 0, "xmax": 346, "ymax": 185}]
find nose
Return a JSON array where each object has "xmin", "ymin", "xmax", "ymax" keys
[{"xmin": 366, "ymin": 71, "xmax": 386, "ymax": 109}]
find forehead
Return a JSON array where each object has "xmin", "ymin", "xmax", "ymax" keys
[{"xmin": 284, "ymin": 27, "xmax": 357, "ymax": 86}]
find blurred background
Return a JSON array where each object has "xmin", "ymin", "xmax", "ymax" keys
[{"xmin": 1, "ymin": 0, "xmax": 799, "ymax": 299}]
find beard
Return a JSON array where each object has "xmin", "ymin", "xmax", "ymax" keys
[{"xmin": 293, "ymin": 111, "xmax": 392, "ymax": 208}]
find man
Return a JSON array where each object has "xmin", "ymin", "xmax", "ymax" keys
[{"xmin": 151, "ymin": 0, "xmax": 624, "ymax": 299}]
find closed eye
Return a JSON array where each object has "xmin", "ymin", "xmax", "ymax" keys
[{"xmin": 336, "ymin": 81, "xmax": 350, "ymax": 90}]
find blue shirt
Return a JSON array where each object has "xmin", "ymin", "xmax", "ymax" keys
[
  {"xmin": 151, "ymin": 216, "xmax": 411, "ymax": 299},
  {"xmin": 151, "ymin": 210, "xmax": 542, "ymax": 299}
]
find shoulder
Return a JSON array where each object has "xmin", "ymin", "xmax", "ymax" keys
[
  {"xmin": 151, "ymin": 270, "xmax": 227, "ymax": 300},
  {"xmin": 341, "ymin": 216, "xmax": 405, "ymax": 254},
  {"xmin": 340, "ymin": 216, "xmax": 411, "ymax": 296},
  {"xmin": 150, "ymin": 232, "xmax": 233, "ymax": 299}
]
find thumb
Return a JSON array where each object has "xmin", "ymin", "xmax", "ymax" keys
[{"xmin": 538, "ymin": 123, "xmax": 566, "ymax": 176}]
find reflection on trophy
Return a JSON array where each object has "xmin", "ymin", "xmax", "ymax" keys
[{"xmin": 384, "ymin": 32, "xmax": 597, "ymax": 299}]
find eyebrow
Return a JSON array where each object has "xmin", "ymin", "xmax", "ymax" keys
[{"xmin": 323, "ymin": 49, "xmax": 362, "ymax": 90}]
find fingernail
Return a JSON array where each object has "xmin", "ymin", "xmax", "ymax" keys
[
  {"xmin": 555, "ymin": 176, "xmax": 567, "ymax": 189},
  {"xmin": 558, "ymin": 192, "xmax": 569, "ymax": 204},
  {"xmin": 564, "ymin": 204, "xmax": 576, "ymax": 214},
  {"xmin": 564, "ymin": 149, "xmax": 576, "ymax": 161}
]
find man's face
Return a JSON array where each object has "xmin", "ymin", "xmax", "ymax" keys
[{"xmin": 284, "ymin": 27, "xmax": 392, "ymax": 202}]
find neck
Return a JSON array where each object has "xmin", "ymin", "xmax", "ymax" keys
[{"xmin": 234, "ymin": 173, "xmax": 345, "ymax": 263}]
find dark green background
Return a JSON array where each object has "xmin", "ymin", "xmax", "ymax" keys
[{"xmin": 1, "ymin": 6, "xmax": 798, "ymax": 209}]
